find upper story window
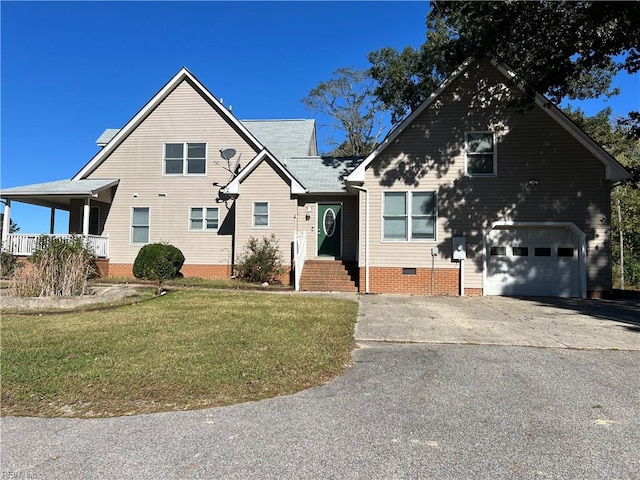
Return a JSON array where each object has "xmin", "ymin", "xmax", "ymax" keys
[
  {"xmin": 189, "ymin": 207, "xmax": 219, "ymax": 231},
  {"xmin": 253, "ymin": 202, "xmax": 269, "ymax": 228},
  {"xmin": 164, "ymin": 143, "xmax": 206, "ymax": 175},
  {"xmin": 383, "ymin": 191, "xmax": 436, "ymax": 241},
  {"xmin": 465, "ymin": 132, "xmax": 496, "ymax": 176}
]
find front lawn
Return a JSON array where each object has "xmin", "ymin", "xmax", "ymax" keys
[{"xmin": 1, "ymin": 289, "xmax": 358, "ymax": 418}]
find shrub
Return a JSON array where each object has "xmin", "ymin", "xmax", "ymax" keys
[
  {"xmin": 133, "ymin": 243, "xmax": 185, "ymax": 294},
  {"xmin": 235, "ymin": 235, "xmax": 285, "ymax": 284},
  {"xmin": 0, "ymin": 249, "xmax": 16, "ymax": 278},
  {"xmin": 11, "ymin": 235, "xmax": 96, "ymax": 297}
]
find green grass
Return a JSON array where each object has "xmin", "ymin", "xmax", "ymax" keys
[{"xmin": 1, "ymin": 290, "xmax": 358, "ymax": 418}]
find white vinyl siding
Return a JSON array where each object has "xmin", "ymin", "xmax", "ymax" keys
[
  {"xmin": 189, "ymin": 207, "xmax": 219, "ymax": 231},
  {"xmin": 164, "ymin": 142, "xmax": 206, "ymax": 175},
  {"xmin": 466, "ymin": 132, "xmax": 497, "ymax": 176},
  {"xmin": 131, "ymin": 207, "xmax": 150, "ymax": 244},
  {"xmin": 86, "ymin": 80, "xmax": 260, "ymax": 265},
  {"xmin": 383, "ymin": 191, "xmax": 436, "ymax": 241},
  {"xmin": 253, "ymin": 201, "xmax": 269, "ymax": 228}
]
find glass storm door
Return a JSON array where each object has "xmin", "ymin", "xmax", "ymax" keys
[{"xmin": 317, "ymin": 204, "xmax": 342, "ymax": 257}]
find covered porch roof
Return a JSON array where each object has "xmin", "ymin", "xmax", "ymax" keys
[{"xmin": 1, "ymin": 179, "xmax": 119, "ymax": 210}]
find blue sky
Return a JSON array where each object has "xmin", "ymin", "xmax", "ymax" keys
[{"xmin": 2, "ymin": 1, "xmax": 639, "ymax": 234}]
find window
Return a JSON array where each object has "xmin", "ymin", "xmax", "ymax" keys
[
  {"xmin": 383, "ymin": 191, "xmax": 436, "ymax": 241},
  {"xmin": 164, "ymin": 143, "xmax": 206, "ymax": 175},
  {"xmin": 131, "ymin": 207, "xmax": 149, "ymax": 244},
  {"xmin": 490, "ymin": 246, "xmax": 506, "ymax": 256},
  {"xmin": 512, "ymin": 247, "xmax": 529, "ymax": 256},
  {"xmin": 189, "ymin": 207, "xmax": 219, "ymax": 231},
  {"xmin": 558, "ymin": 247, "xmax": 575, "ymax": 258},
  {"xmin": 89, "ymin": 206, "xmax": 100, "ymax": 235},
  {"xmin": 535, "ymin": 247, "xmax": 552, "ymax": 257},
  {"xmin": 466, "ymin": 132, "xmax": 496, "ymax": 176},
  {"xmin": 253, "ymin": 202, "xmax": 269, "ymax": 228}
]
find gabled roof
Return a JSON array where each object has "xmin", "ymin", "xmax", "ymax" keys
[
  {"xmin": 223, "ymin": 149, "xmax": 306, "ymax": 195},
  {"xmin": 242, "ymin": 119, "xmax": 318, "ymax": 161},
  {"xmin": 286, "ymin": 156, "xmax": 363, "ymax": 193},
  {"xmin": 73, "ymin": 67, "xmax": 264, "ymax": 180},
  {"xmin": 346, "ymin": 57, "xmax": 630, "ymax": 183}
]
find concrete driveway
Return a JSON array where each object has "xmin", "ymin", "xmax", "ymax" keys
[{"xmin": 356, "ymin": 295, "xmax": 640, "ymax": 350}]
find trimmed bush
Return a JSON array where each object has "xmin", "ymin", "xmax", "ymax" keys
[
  {"xmin": 11, "ymin": 235, "xmax": 96, "ymax": 297},
  {"xmin": 133, "ymin": 243, "xmax": 185, "ymax": 294},
  {"xmin": 235, "ymin": 235, "xmax": 285, "ymax": 284}
]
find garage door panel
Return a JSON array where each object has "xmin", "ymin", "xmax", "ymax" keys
[{"xmin": 486, "ymin": 227, "xmax": 580, "ymax": 298}]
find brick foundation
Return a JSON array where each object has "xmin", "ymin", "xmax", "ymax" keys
[
  {"xmin": 106, "ymin": 263, "xmax": 291, "ymax": 284},
  {"xmin": 108, "ymin": 263, "xmax": 233, "ymax": 280},
  {"xmin": 92, "ymin": 258, "xmax": 109, "ymax": 277},
  {"xmin": 360, "ymin": 266, "xmax": 482, "ymax": 296}
]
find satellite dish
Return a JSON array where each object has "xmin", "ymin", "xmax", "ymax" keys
[{"xmin": 220, "ymin": 148, "xmax": 236, "ymax": 161}]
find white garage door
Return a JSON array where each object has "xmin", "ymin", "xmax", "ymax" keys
[{"xmin": 485, "ymin": 226, "xmax": 581, "ymax": 297}]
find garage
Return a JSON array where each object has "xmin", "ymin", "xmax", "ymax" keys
[{"xmin": 485, "ymin": 224, "xmax": 585, "ymax": 297}]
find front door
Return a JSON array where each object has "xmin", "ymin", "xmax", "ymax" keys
[{"xmin": 317, "ymin": 204, "xmax": 342, "ymax": 257}]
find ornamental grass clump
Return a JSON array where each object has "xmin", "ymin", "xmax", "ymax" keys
[
  {"xmin": 235, "ymin": 234, "xmax": 285, "ymax": 284},
  {"xmin": 11, "ymin": 235, "xmax": 96, "ymax": 297},
  {"xmin": 133, "ymin": 243, "xmax": 185, "ymax": 295}
]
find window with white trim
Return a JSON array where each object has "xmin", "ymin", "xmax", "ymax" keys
[
  {"xmin": 383, "ymin": 191, "xmax": 436, "ymax": 241},
  {"xmin": 253, "ymin": 202, "xmax": 269, "ymax": 228},
  {"xmin": 465, "ymin": 132, "xmax": 496, "ymax": 176},
  {"xmin": 189, "ymin": 207, "xmax": 219, "ymax": 231},
  {"xmin": 164, "ymin": 143, "xmax": 206, "ymax": 175},
  {"xmin": 131, "ymin": 207, "xmax": 150, "ymax": 244}
]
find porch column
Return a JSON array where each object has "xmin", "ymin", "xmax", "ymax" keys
[
  {"xmin": 2, "ymin": 199, "xmax": 11, "ymax": 245},
  {"xmin": 82, "ymin": 198, "xmax": 90, "ymax": 237},
  {"xmin": 49, "ymin": 207, "xmax": 56, "ymax": 234}
]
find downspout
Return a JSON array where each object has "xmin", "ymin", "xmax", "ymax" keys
[{"xmin": 352, "ymin": 186, "xmax": 369, "ymax": 294}]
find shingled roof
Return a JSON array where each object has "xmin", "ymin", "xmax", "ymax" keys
[
  {"xmin": 242, "ymin": 119, "xmax": 317, "ymax": 161},
  {"xmin": 286, "ymin": 156, "xmax": 362, "ymax": 193}
]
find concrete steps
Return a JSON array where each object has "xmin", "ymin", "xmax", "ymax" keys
[{"xmin": 299, "ymin": 260, "xmax": 359, "ymax": 292}]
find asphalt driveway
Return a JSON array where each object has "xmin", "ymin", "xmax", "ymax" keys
[
  {"xmin": 2, "ymin": 294, "xmax": 639, "ymax": 479},
  {"xmin": 356, "ymin": 295, "xmax": 640, "ymax": 350}
]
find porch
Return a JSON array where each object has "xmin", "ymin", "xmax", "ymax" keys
[
  {"xmin": 4, "ymin": 233, "xmax": 109, "ymax": 258},
  {"xmin": 1, "ymin": 178, "xmax": 119, "ymax": 258}
]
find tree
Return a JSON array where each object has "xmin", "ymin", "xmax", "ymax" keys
[
  {"xmin": 563, "ymin": 106, "xmax": 640, "ymax": 288},
  {"xmin": 302, "ymin": 67, "xmax": 386, "ymax": 156},
  {"xmin": 369, "ymin": 1, "xmax": 640, "ymax": 126},
  {"xmin": 0, "ymin": 214, "xmax": 20, "ymax": 236}
]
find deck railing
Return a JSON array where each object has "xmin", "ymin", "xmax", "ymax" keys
[
  {"xmin": 293, "ymin": 231, "xmax": 307, "ymax": 291},
  {"xmin": 3, "ymin": 234, "xmax": 109, "ymax": 258}
]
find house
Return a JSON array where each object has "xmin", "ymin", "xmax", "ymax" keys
[{"xmin": 1, "ymin": 58, "xmax": 629, "ymax": 297}]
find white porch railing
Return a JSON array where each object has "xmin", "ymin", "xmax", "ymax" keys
[
  {"xmin": 3, "ymin": 234, "xmax": 109, "ymax": 258},
  {"xmin": 293, "ymin": 231, "xmax": 307, "ymax": 291}
]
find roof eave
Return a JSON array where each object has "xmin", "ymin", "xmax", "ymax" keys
[
  {"xmin": 491, "ymin": 61, "xmax": 631, "ymax": 181},
  {"xmin": 222, "ymin": 149, "xmax": 307, "ymax": 196},
  {"xmin": 345, "ymin": 58, "xmax": 475, "ymax": 183},
  {"xmin": 73, "ymin": 68, "xmax": 264, "ymax": 180}
]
